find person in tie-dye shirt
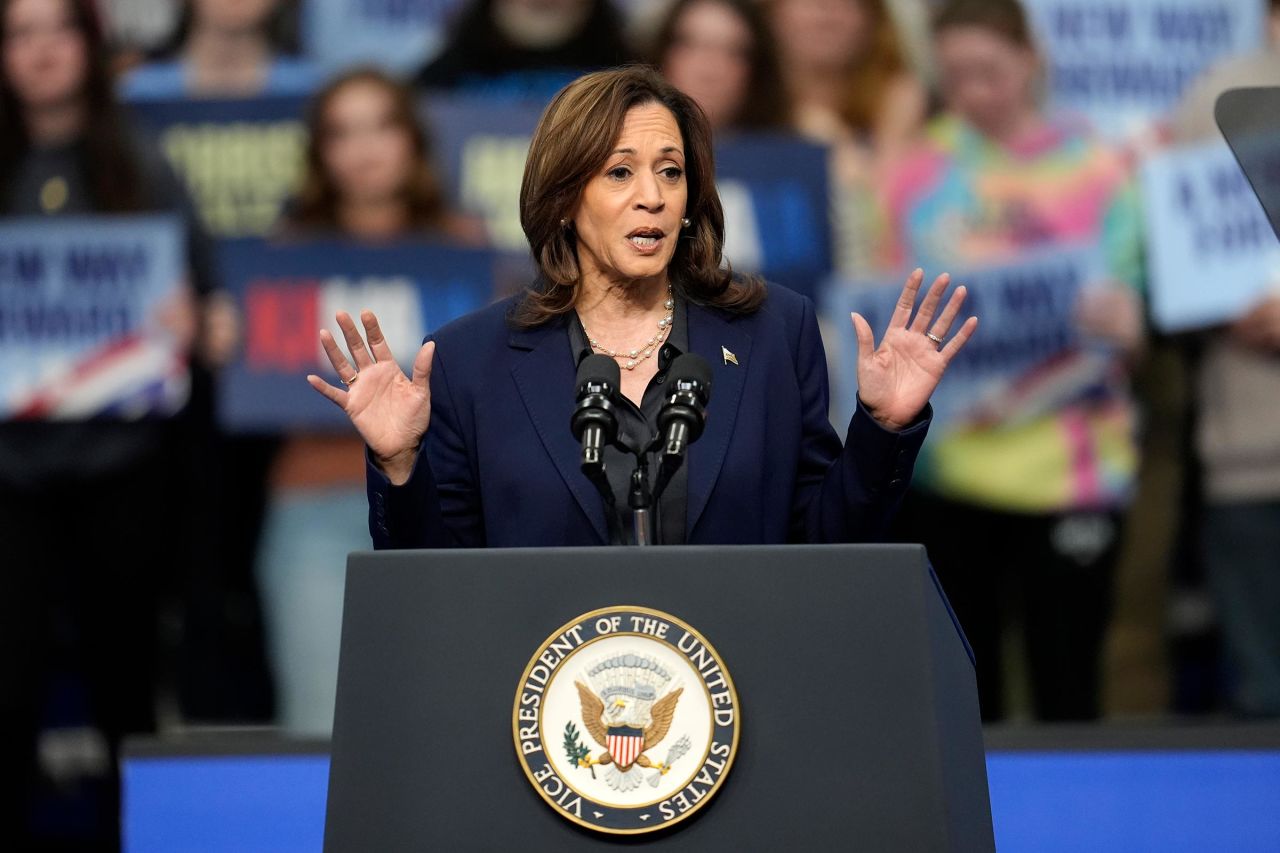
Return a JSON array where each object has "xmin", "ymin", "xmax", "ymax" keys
[{"xmin": 881, "ymin": 0, "xmax": 1146, "ymax": 722}]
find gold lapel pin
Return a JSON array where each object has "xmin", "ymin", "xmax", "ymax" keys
[{"xmin": 722, "ymin": 346, "xmax": 738, "ymax": 365}]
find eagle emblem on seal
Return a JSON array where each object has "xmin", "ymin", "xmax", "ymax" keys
[{"xmin": 567, "ymin": 653, "xmax": 688, "ymax": 793}]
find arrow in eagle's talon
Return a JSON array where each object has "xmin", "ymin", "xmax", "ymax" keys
[{"xmin": 648, "ymin": 735, "xmax": 692, "ymax": 787}]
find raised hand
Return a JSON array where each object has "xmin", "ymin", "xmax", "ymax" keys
[
  {"xmin": 851, "ymin": 268, "xmax": 978, "ymax": 431},
  {"xmin": 308, "ymin": 310, "xmax": 434, "ymax": 484}
]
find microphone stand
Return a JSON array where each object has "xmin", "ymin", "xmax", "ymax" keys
[
  {"xmin": 628, "ymin": 454, "xmax": 655, "ymax": 546},
  {"xmin": 582, "ymin": 461, "xmax": 623, "ymax": 546},
  {"xmin": 628, "ymin": 433, "xmax": 687, "ymax": 547}
]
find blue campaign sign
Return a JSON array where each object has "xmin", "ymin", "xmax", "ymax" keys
[
  {"xmin": 1023, "ymin": 0, "xmax": 1264, "ymax": 137},
  {"xmin": 822, "ymin": 247, "xmax": 1112, "ymax": 435},
  {"xmin": 422, "ymin": 95, "xmax": 547, "ymax": 253},
  {"xmin": 303, "ymin": 0, "xmax": 465, "ymax": 74},
  {"xmin": 218, "ymin": 238, "xmax": 500, "ymax": 431},
  {"xmin": 0, "ymin": 215, "xmax": 189, "ymax": 420},
  {"xmin": 422, "ymin": 96, "xmax": 834, "ymax": 295},
  {"xmin": 127, "ymin": 96, "xmax": 310, "ymax": 238},
  {"xmin": 715, "ymin": 133, "xmax": 833, "ymax": 299},
  {"xmin": 1142, "ymin": 140, "xmax": 1280, "ymax": 331}
]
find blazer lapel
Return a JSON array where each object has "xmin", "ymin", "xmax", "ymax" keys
[
  {"xmin": 509, "ymin": 318, "xmax": 610, "ymax": 544},
  {"xmin": 685, "ymin": 302, "xmax": 752, "ymax": 537}
]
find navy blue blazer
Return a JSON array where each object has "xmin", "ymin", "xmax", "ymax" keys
[{"xmin": 365, "ymin": 283, "xmax": 930, "ymax": 548}]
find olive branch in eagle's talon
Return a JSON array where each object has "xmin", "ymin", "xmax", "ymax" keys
[{"xmin": 563, "ymin": 721, "xmax": 596, "ymax": 779}]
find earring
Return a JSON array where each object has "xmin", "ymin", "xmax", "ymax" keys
[
  {"xmin": 560, "ymin": 218, "xmax": 570, "ymax": 229},
  {"xmin": 681, "ymin": 217, "xmax": 691, "ymax": 228}
]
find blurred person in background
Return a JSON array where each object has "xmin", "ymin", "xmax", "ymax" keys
[
  {"xmin": 0, "ymin": 0, "xmax": 231, "ymax": 845},
  {"xmin": 119, "ymin": 0, "xmax": 317, "ymax": 100},
  {"xmin": 652, "ymin": 0, "xmax": 791, "ymax": 135},
  {"xmin": 415, "ymin": 0, "xmax": 631, "ymax": 101},
  {"xmin": 116, "ymin": 0, "xmax": 317, "ymax": 728},
  {"xmin": 1170, "ymin": 0, "xmax": 1280, "ymax": 717},
  {"xmin": 882, "ymin": 0, "xmax": 1146, "ymax": 721},
  {"xmin": 768, "ymin": 0, "xmax": 924, "ymax": 156},
  {"xmin": 265, "ymin": 68, "xmax": 484, "ymax": 733},
  {"xmin": 767, "ymin": 0, "xmax": 927, "ymax": 274}
]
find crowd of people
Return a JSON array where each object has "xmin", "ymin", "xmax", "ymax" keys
[{"xmin": 3, "ymin": 0, "xmax": 1279, "ymax": 847}]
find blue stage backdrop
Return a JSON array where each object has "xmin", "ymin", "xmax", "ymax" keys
[
  {"xmin": 217, "ymin": 238, "xmax": 499, "ymax": 432},
  {"xmin": 121, "ymin": 733, "xmax": 1280, "ymax": 852}
]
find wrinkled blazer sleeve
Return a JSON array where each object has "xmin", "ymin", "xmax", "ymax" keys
[
  {"xmin": 789, "ymin": 295, "xmax": 930, "ymax": 543},
  {"xmin": 365, "ymin": 339, "xmax": 485, "ymax": 549}
]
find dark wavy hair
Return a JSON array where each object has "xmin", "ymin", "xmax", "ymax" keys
[
  {"xmin": 652, "ymin": 0, "xmax": 791, "ymax": 130},
  {"xmin": 514, "ymin": 65, "xmax": 765, "ymax": 327},
  {"xmin": 284, "ymin": 67, "xmax": 447, "ymax": 234},
  {"xmin": 0, "ymin": 0, "xmax": 146, "ymax": 212}
]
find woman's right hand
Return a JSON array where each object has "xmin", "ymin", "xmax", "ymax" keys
[{"xmin": 308, "ymin": 310, "xmax": 434, "ymax": 485}]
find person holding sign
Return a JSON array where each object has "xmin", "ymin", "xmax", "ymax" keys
[
  {"xmin": 309, "ymin": 66, "xmax": 977, "ymax": 549},
  {"xmin": 261, "ymin": 67, "xmax": 486, "ymax": 734},
  {"xmin": 880, "ymin": 0, "xmax": 1146, "ymax": 722},
  {"xmin": 0, "ymin": 0, "xmax": 234, "ymax": 846},
  {"xmin": 767, "ymin": 0, "xmax": 928, "ymax": 276},
  {"xmin": 282, "ymin": 68, "xmax": 487, "ymax": 245},
  {"xmin": 1171, "ymin": 2, "xmax": 1280, "ymax": 717}
]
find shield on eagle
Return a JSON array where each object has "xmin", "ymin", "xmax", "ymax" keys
[{"xmin": 606, "ymin": 727, "xmax": 645, "ymax": 770}]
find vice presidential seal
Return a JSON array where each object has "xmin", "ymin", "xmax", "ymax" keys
[{"xmin": 512, "ymin": 606, "xmax": 739, "ymax": 834}]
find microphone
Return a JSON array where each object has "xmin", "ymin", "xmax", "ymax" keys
[
  {"xmin": 570, "ymin": 354, "xmax": 621, "ymax": 471},
  {"xmin": 657, "ymin": 353, "xmax": 712, "ymax": 460}
]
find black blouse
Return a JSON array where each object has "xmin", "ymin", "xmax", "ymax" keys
[{"xmin": 568, "ymin": 297, "xmax": 689, "ymax": 544}]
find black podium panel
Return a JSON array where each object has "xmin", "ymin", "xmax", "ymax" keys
[{"xmin": 324, "ymin": 545, "xmax": 993, "ymax": 851}]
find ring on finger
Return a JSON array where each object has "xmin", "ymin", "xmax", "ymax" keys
[
  {"xmin": 342, "ymin": 372, "xmax": 359, "ymax": 386},
  {"xmin": 925, "ymin": 331, "xmax": 944, "ymax": 346}
]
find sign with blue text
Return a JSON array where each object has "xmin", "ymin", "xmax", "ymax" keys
[
  {"xmin": 823, "ymin": 246, "xmax": 1114, "ymax": 434},
  {"xmin": 0, "ymin": 215, "xmax": 189, "ymax": 420},
  {"xmin": 1023, "ymin": 0, "xmax": 1264, "ymax": 137},
  {"xmin": 1141, "ymin": 140, "xmax": 1280, "ymax": 331}
]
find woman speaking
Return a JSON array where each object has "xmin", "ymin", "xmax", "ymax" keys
[{"xmin": 308, "ymin": 66, "xmax": 977, "ymax": 548}]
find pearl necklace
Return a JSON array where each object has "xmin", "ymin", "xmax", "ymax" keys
[{"xmin": 581, "ymin": 285, "xmax": 675, "ymax": 371}]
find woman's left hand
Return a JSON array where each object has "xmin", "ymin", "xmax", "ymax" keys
[{"xmin": 851, "ymin": 268, "xmax": 978, "ymax": 432}]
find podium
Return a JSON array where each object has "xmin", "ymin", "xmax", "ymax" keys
[{"xmin": 323, "ymin": 545, "xmax": 994, "ymax": 851}]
